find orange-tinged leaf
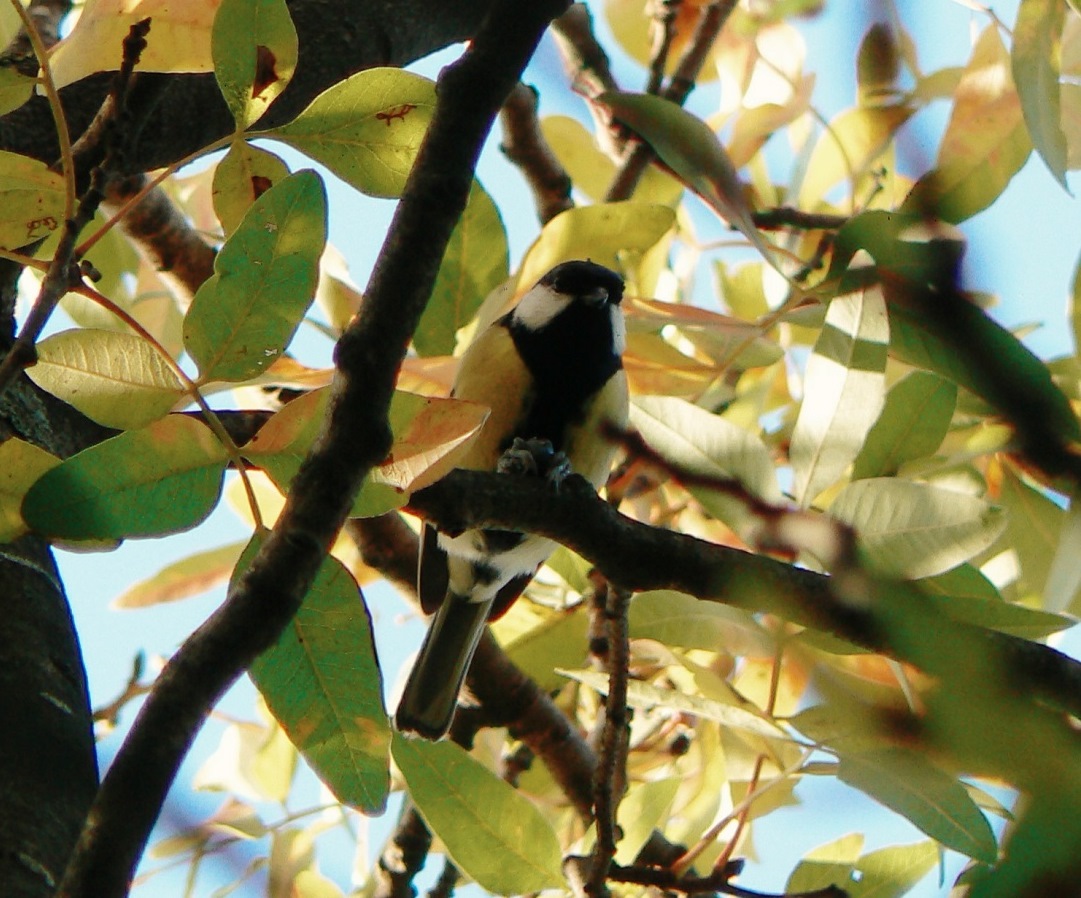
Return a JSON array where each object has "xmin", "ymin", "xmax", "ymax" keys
[
  {"xmin": 372, "ymin": 394, "xmax": 489, "ymax": 492},
  {"xmin": 112, "ymin": 540, "xmax": 247, "ymax": 608},
  {"xmin": 49, "ymin": 0, "xmax": 220, "ymax": 89},
  {"xmin": 904, "ymin": 26, "xmax": 1032, "ymax": 221}
]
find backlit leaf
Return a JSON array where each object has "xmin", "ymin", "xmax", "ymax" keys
[
  {"xmin": 849, "ymin": 841, "xmax": 938, "ymax": 898},
  {"xmin": 23, "ymin": 415, "xmax": 228, "ymax": 540},
  {"xmin": 790, "ymin": 285, "xmax": 889, "ymax": 507},
  {"xmin": 905, "ymin": 26, "xmax": 1031, "ymax": 221},
  {"xmin": 0, "ymin": 68, "xmax": 33, "ymax": 117},
  {"xmin": 413, "ymin": 182, "xmax": 509, "ymax": 356},
  {"xmin": 838, "ymin": 747, "xmax": 997, "ymax": 863},
  {"xmin": 517, "ymin": 201, "xmax": 675, "ymax": 289},
  {"xmin": 213, "ymin": 0, "xmax": 298, "ymax": 128},
  {"xmin": 629, "ymin": 590, "xmax": 772, "ymax": 656},
  {"xmin": 851, "ymin": 371, "xmax": 956, "ymax": 479},
  {"xmin": 185, "ymin": 170, "xmax": 326, "ymax": 382},
  {"xmin": 113, "ymin": 540, "xmax": 247, "ymax": 608},
  {"xmin": 393, "ymin": 735, "xmax": 565, "ymax": 894},
  {"xmin": 0, "ymin": 150, "xmax": 65, "ymax": 249},
  {"xmin": 828, "ymin": 479, "xmax": 1006, "ymax": 579},
  {"xmin": 1012, "ymin": 0, "xmax": 1069, "ymax": 189},
  {"xmin": 27, "ymin": 329, "xmax": 186, "ymax": 429},
  {"xmin": 212, "ymin": 141, "xmax": 291, "ymax": 236},
  {"xmin": 267, "ymin": 68, "xmax": 435, "ymax": 198},
  {"xmin": 0, "ymin": 439, "xmax": 61, "ymax": 542},
  {"xmin": 597, "ymin": 91, "xmax": 774, "ymax": 262},
  {"xmin": 248, "ymin": 537, "xmax": 390, "ymax": 812}
]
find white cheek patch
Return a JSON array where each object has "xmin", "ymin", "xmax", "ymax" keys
[
  {"xmin": 512, "ymin": 284, "xmax": 570, "ymax": 331},
  {"xmin": 610, "ymin": 303, "xmax": 626, "ymax": 356}
]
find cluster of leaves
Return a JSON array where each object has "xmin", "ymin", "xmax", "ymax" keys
[{"xmin": 5, "ymin": 0, "xmax": 1081, "ymax": 896}]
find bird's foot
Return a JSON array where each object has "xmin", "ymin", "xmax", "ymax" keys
[{"xmin": 497, "ymin": 437, "xmax": 572, "ymax": 490}]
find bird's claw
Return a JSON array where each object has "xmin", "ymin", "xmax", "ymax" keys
[{"xmin": 497, "ymin": 438, "xmax": 571, "ymax": 491}]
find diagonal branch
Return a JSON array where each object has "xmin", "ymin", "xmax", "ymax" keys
[{"xmin": 55, "ymin": 3, "xmax": 570, "ymax": 896}]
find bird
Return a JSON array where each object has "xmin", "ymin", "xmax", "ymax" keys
[{"xmin": 395, "ymin": 260, "xmax": 629, "ymax": 740}]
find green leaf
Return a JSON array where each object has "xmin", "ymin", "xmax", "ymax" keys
[
  {"xmin": 213, "ymin": 0, "xmax": 298, "ymax": 127},
  {"xmin": 597, "ymin": 91, "xmax": 774, "ymax": 262},
  {"xmin": 838, "ymin": 747, "xmax": 998, "ymax": 863},
  {"xmin": 0, "ymin": 150, "xmax": 66, "ymax": 249},
  {"xmin": 798, "ymin": 105, "xmax": 913, "ymax": 208},
  {"xmin": 904, "ymin": 26, "xmax": 1031, "ymax": 221},
  {"xmin": 392, "ymin": 735, "xmax": 565, "ymax": 894},
  {"xmin": 0, "ymin": 67, "xmax": 34, "ymax": 117},
  {"xmin": 517, "ymin": 201, "xmax": 675, "ymax": 289},
  {"xmin": 267, "ymin": 68, "xmax": 435, "ymax": 198},
  {"xmin": 790, "ymin": 286, "xmax": 889, "ymax": 507},
  {"xmin": 998, "ymin": 465, "xmax": 1064, "ymax": 601},
  {"xmin": 1047, "ymin": 487, "xmax": 1081, "ymax": 614},
  {"xmin": 23, "ymin": 416, "xmax": 228, "ymax": 540},
  {"xmin": 614, "ymin": 778, "xmax": 681, "ymax": 865},
  {"xmin": 0, "ymin": 439, "xmax": 61, "ymax": 542},
  {"xmin": 413, "ymin": 181, "xmax": 508, "ymax": 356},
  {"xmin": 628, "ymin": 590, "xmax": 772, "ymax": 656},
  {"xmin": 492, "ymin": 603, "xmax": 589, "ymax": 692},
  {"xmin": 561, "ymin": 668, "xmax": 786, "ymax": 740},
  {"xmin": 113, "ymin": 540, "xmax": 247, "ymax": 608},
  {"xmin": 27, "ymin": 329, "xmax": 186, "ymax": 429},
  {"xmin": 851, "ymin": 371, "xmax": 956, "ymax": 480},
  {"xmin": 1012, "ymin": 0, "xmax": 1070, "ymax": 190},
  {"xmin": 786, "ymin": 833, "xmax": 864, "ymax": 894},
  {"xmin": 184, "ymin": 170, "xmax": 327, "ymax": 382},
  {"xmin": 849, "ymin": 841, "xmax": 938, "ymax": 898},
  {"xmin": 212, "ymin": 141, "xmax": 292, "ymax": 236},
  {"xmin": 247, "ymin": 537, "xmax": 390, "ymax": 813},
  {"xmin": 828, "ymin": 479, "xmax": 1006, "ymax": 579}
]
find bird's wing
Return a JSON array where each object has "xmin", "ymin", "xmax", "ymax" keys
[{"xmin": 417, "ymin": 523, "xmax": 449, "ymax": 615}]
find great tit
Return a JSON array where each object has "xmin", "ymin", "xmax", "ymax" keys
[{"xmin": 395, "ymin": 260, "xmax": 629, "ymax": 740}]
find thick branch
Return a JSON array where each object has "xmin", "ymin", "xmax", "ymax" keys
[{"xmin": 55, "ymin": 3, "xmax": 569, "ymax": 896}]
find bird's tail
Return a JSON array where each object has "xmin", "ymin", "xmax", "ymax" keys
[{"xmin": 395, "ymin": 594, "xmax": 494, "ymax": 740}]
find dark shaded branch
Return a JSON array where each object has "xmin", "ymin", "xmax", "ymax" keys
[
  {"xmin": 751, "ymin": 207, "xmax": 848, "ymax": 231},
  {"xmin": 371, "ymin": 802, "xmax": 433, "ymax": 898},
  {"xmin": 409, "ymin": 470, "xmax": 1081, "ymax": 720},
  {"xmin": 609, "ymin": 862, "xmax": 846, "ymax": 898},
  {"xmin": 550, "ymin": 4, "xmax": 619, "ymax": 98},
  {"xmin": 55, "ymin": 3, "xmax": 569, "ymax": 896}
]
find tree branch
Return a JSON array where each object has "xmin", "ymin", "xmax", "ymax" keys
[{"xmin": 55, "ymin": 2, "xmax": 569, "ymax": 895}]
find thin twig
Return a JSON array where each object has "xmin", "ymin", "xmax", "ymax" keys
[
  {"xmin": 605, "ymin": 0, "xmax": 737, "ymax": 201},
  {"xmin": 750, "ymin": 207, "xmax": 848, "ymax": 232},
  {"xmin": 608, "ymin": 862, "xmax": 846, "ymax": 898},
  {"xmin": 644, "ymin": 0, "xmax": 680, "ymax": 95},
  {"xmin": 550, "ymin": 4, "xmax": 619, "ymax": 98}
]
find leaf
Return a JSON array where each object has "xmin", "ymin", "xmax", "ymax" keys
[
  {"xmin": 23, "ymin": 415, "xmax": 228, "ymax": 540},
  {"xmin": 184, "ymin": 170, "xmax": 327, "ymax": 382},
  {"xmin": 798, "ymin": 105, "xmax": 913, "ymax": 209},
  {"xmin": 998, "ymin": 465, "xmax": 1064, "ymax": 601},
  {"xmin": 1047, "ymin": 487, "xmax": 1081, "ymax": 614},
  {"xmin": 0, "ymin": 68, "xmax": 34, "ymax": 117},
  {"xmin": 0, "ymin": 150, "xmax": 66, "ymax": 249},
  {"xmin": 628, "ymin": 590, "xmax": 773, "ymax": 657},
  {"xmin": 491, "ymin": 603, "xmax": 589, "ymax": 692},
  {"xmin": 0, "ymin": 439, "xmax": 61, "ymax": 542},
  {"xmin": 240, "ymin": 388, "xmax": 404, "ymax": 517},
  {"xmin": 517, "ymin": 201, "xmax": 675, "ymax": 289},
  {"xmin": 1012, "ymin": 0, "xmax": 1069, "ymax": 189},
  {"xmin": 828, "ymin": 479, "xmax": 1006, "ymax": 579},
  {"xmin": 561, "ymin": 668, "xmax": 786, "ymax": 740},
  {"xmin": 247, "ymin": 537, "xmax": 390, "ymax": 813},
  {"xmin": 212, "ymin": 141, "xmax": 292, "ymax": 236},
  {"xmin": 614, "ymin": 778, "xmax": 681, "ymax": 866},
  {"xmin": 790, "ymin": 285, "xmax": 889, "ymax": 507},
  {"xmin": 904, "ymin": 26, "xmax": 1031, "ymax": 222},
  {"xmin": 113, "ymin": 540, "xmax": 247, "ymax": 608},
  {"xmin": 213, "ymin": 0, "xmax": 298, "ymax": 128},
  {"xmin": 194, "ymin": 717, "xmax": 296, "ymax": 804},
  {"xmin": 851, "ymin": 371, "xmax": 956, "ymax": 479},
  {"xmin": 392, "ymin": 735, "xmax": 565, "ymax": 894},
  {"xmin": 786, "ymin": 833, "xmax": 864, "ymax": 894},
  {"xmin": 49, "ymin": 0, "xmax": 219, "ymax": 88},
  {"xmin": 849, "ymin": 841, "xmax": 939, "ymax": 898},
  {"xmin": 838, "ymin": 747, "xmax": 997, "ymax": 863},
  {"xmin": 597, "ymin": 91, "xmax": 774, "ymax": 262},
  {"xmin": 267, "ymin": 68, "xmax": 435, "ymax": 198},
  {"xmin": 413, "ymin": 182, "xmax": 509, "ymax": 356},
  {"xmin": 27, "ymin": 329, "xmax": 186, "ymax": 429}
]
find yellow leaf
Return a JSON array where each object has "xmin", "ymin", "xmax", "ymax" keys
[
  {"xmin": 0, "ymin": 439, "xmax": 61, "ymax": 542},
  {"xmin": 0, "ymin": 151, "xmax": 66, "ymax": 249}
]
